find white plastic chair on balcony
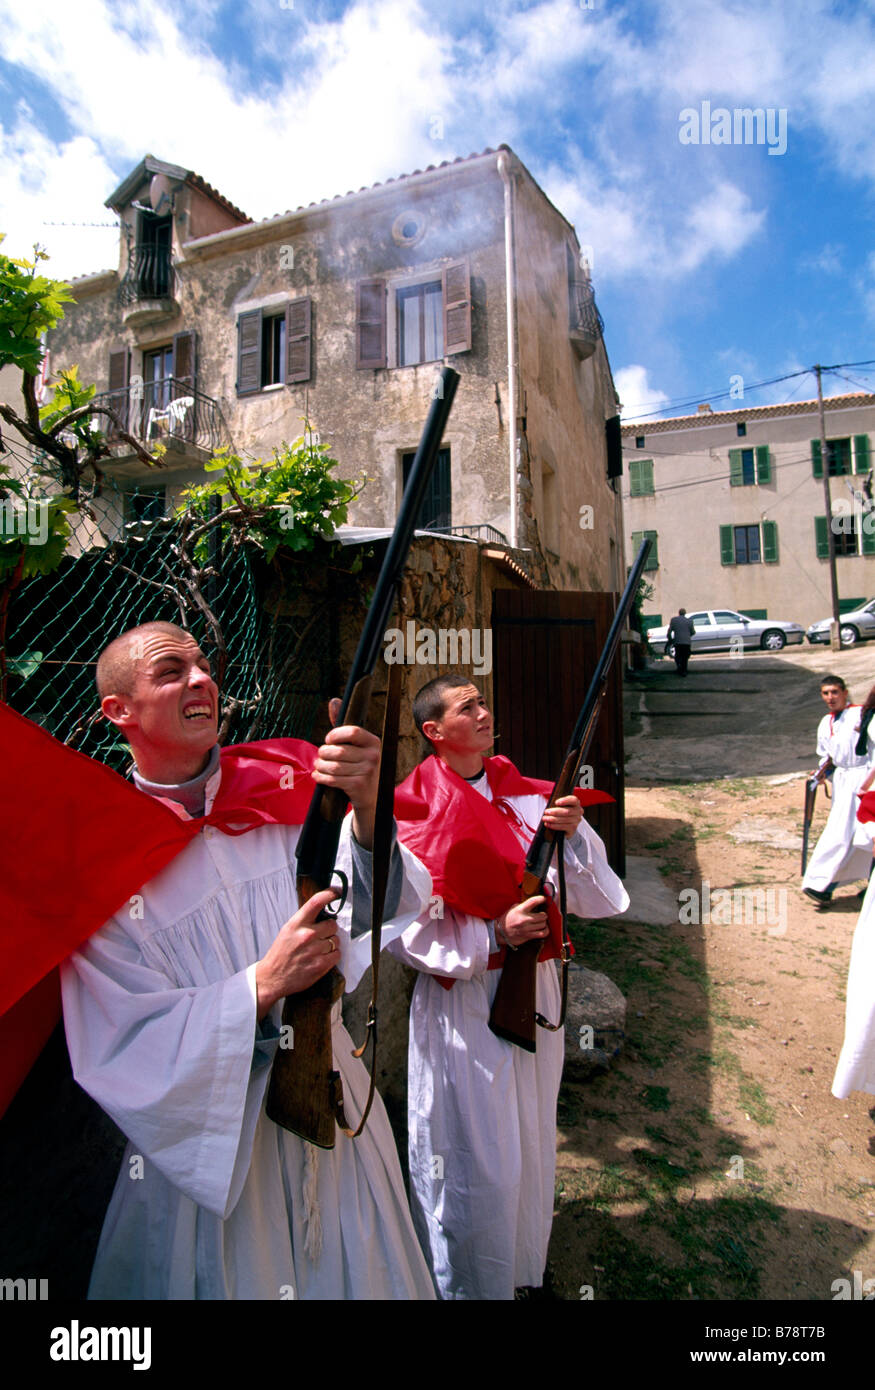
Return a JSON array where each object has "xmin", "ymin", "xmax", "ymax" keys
[{"xmin": 146, "ymin": 396, "xmax": 195, "ymax": 441}]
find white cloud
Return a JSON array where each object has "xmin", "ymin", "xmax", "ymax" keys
[
  {"xmin": 677, "ymin": 180, "xmax": 765, "ymax": 271},
  {"xmin": 614, "ymin": 365, "xmax": 670, "ymax": 422}
]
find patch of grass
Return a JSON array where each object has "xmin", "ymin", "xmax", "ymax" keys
[
  {"xmin": 642, "ymin": 1085, "xmax": 671, "ymax": 1111},
  {"xmin": 738, "ymin": 1078, "xmax": 775, "ymax": 1127}
]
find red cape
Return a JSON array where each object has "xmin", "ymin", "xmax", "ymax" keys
[
  {"xmin": 0, "ymin": 701, "xmax": 316, "ymax": 1117},
  {"xmin": 394, "ymin": 754, "xmax": 613, "ymax": 983},
  {"xmin": 857, "ymin": 789, "xmax": 875, "ymax": 825}
]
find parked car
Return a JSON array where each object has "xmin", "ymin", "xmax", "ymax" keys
[
  {"xmin": 807, "ymin": 600, "xmax": 875, "ymax": 647},
  {"xmin": 649, "ymin": 609, "xmax": 805, "ymax": 657}
]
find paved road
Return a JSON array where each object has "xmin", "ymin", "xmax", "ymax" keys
[{"xmin": 624, "ymin": 643, "xmax": 875, "ymax": 783}]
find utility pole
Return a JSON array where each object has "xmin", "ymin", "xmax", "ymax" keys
[{"xmin": 815, "ymin": 364, "xmax": 842, "ymax": 651}]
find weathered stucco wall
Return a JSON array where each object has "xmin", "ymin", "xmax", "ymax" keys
[{"xmin": 513, "ymin": 174, "xmax": 623, "ymax": 596}]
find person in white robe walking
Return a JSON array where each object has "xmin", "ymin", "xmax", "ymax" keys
[
  {"xmin": 390, "ymin": 675, "xmax": 629, "ymax": 1300},
  {"xmin": 802, "ymin": 675, "xmax": 873, "ymax": 908},
  {"xmin": 61, "ymin": 621, "xmax": 436, "ymax": 1300}
]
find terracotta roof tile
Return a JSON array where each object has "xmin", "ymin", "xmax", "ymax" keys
[{"xmin": 621, "ymin": 392, "xmax": 875, "ymax": 436}]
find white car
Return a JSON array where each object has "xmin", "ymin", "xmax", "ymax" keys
[
  {"xmin": 807, "ymin": 600, "xmax": 875, "ymax": 647},
  {"xmin": 649, "ymin": 608, "xmax": 805, "ymax": 657}
]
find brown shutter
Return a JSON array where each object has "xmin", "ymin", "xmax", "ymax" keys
[
  {"xmin": 356, "ymin": 279, "xmax": 386, "ymax": 369},
  {"xmin": 443, "ymin": 259, "xmax": 471, "ymax": 355},
  {"xmin": 107, "ymin": 347, "xmax": 130, "ymax": 440},
  {"xmin": 285, "ymin": 297, "xmax": 312, "ymax": 383},
  {"xmin": 172, "ymin": 330, "xmax": 196, "ymax": 390},
  {"xmin": 237, "ymin": 310, "xmax": 262, "ymax": 395}
]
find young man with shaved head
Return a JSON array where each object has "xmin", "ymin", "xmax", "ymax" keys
[
  {"xmin": 390, "ymin": 674, "xmax": 629, "ymax": 1299},
  {"xmin": 61, "ymin": 621, "xmax": 435, "ymax": 1300}
]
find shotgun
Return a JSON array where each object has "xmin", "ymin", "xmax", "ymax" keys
[
  {"xmin": 801, "ymin": 757, "xmax": 833, "ymax": 875},
  {"xmin": 488, "ymin": 537, "xmax": 652, "ymax": 1052},
  {"xmin": 266, "ymin": 366, "xmax": 460, "ymax": 1146}
]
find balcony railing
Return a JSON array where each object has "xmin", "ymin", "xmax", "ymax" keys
[
  {"xmin": 431, "ymin": 523, "xmax": 512, "ymax": 546},
  {"xmin": 95, "ymin": 377, "xmax": 232, "ymax": 455},
  {"xmin": 569, "ymin": 279, "xmax": 604, "ymax": 359},
  {"xmin": 118, "ymin": 243, "xmax": 177, "ymax": 306}
]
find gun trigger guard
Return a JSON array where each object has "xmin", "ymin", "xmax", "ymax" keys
[{"xmin": 323, "ymin": 870, "xmax": 349, "ymax": 918}]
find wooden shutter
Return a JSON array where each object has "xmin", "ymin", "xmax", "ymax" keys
[
  {"xmin": 172, "ymin": 331, "xmax": 196, "ymax": 390},
  {"xmin": 107, "ymin": 348, "xmax": 130, "ymax": 440},
  {"xmin": 756, "ymin": 445, "xmax": 771, "ymax": 484},
  {"xmin": 285, "ymin": 297, "xmax": 312, "ymax": 383},
  {"xmin": 641, "ymin": 459, "xmax": 653, "ymax": 494},
  {"xmin": 443, "ymin": 259, "xmax": 472, "ymax": 355},
  {"xmin": 237, "ymin": 310, "xmax": 262, "ymax": 395},
  {"xmin": 862, "ymin": 516, "xmax": 875, "ymax": 556},
  {"xmin": 854, "ymin": 434, "xmax": 871, "ymax": 473},
  {"xmin": 629, "ymin": 459, "xmax": 653, "ymax": 496},
  {"xmin": 762, "ymin": 519, "xmax": 779, "ymax": 563},
  {"xmin": 811, "ymin": 439, "xmax": 823, "ymax": 478},
  {"xmin": 729, "ymin": 449, "xmax": 743, "ymax": 486},
  {"xmin": 720, "ymin": 524, "xmax": 735, "ymax": 565},
  {"xmin": 629, "ymin": 460, "xmax": 641, "ymax": 496},
  {"xmin": 356, "ymin": 279, "xmax": 386, "ymax": 369},
  {"xmin": 605, "ymin": 415, "xmax": 623, "ymax": 478},
  {"xmin": 639, "ymin": 529, "xmax": 658, "ymax": 569},
  {"xmin": 814, "ymin": 515, "xmax": 829, "ymax": 558}
]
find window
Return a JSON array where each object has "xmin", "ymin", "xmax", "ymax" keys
[
  {"xmin": 629, "ymin": 458, "xmax": 654, "ymax": 497},
  {"xmin": 136, "ymin": 213, "xmax": 172, "ymax": 298},
  {"xmin": 734, "ymin": 525, "xmax": 761, "ymax": 564},
  {"xmin": 236, "ymin": 299, "xmax": 312, "ymax": 395},
  {"xmin": 144, "ymin": 345, "xmax": 173, "ymax": 414},
  {"xmin": 631, "ymin": 529, "xmax": 659, "ymax": 569},
  {"xmin": 720, "ymin": 521, "xmax": 779, "ymax": 565},
  {"xmin": 811, "ymin": 436, "xmax": 870, "ymax": 477},
  {"xmin": 127, "ymin": 488, "xmax": 165, "ymax": 523},
  {"xmin": 402, "ymin": 448, "xmax": 451, "ymax": 530},
  {"xmin": 397, "ymin": 282, "xmax": 443, "ymax": 366},
  {"xmin": 355, "ymin": 261, "xmax": 471, "ymax": 369},
  {"xmin": 635, "ymin": 435, "xmax": 646, "ymax": 449},
  {"xmin": 815, "ymin": 513, "xmax": 875, "ymax": 558},
  {"xmin": 729, "ymin": 446, "xmax": 770, "ymax": 486},
  {"xmin": 736, "ymin": 422, "xmax": 747, "ymax": 437}
]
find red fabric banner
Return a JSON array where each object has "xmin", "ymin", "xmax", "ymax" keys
[{"xmin": 0, "ymin": 702, "xmax": 317, "ymax": 1114}]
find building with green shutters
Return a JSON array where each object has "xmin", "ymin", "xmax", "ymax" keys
[{"xmin": 622, "ymin": 393, "xmax": 875, "ymax": 634}]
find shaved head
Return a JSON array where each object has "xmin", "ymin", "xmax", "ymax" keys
[{"xmin": 96, "ymin": 622, "xmax": 194, "ymax": 700}]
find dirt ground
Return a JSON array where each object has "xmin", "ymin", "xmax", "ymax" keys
[{"xmin": 548, "ymin": 643, "xmax": 875, "ymax": 1301}]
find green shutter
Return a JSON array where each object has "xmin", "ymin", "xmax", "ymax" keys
[
  {"xmin": 729, "ymin": 449, "xmax": 743, "ymax": 486},
  {"xmin": 815, "ymin": 515, "xmax": 829, "ymax": 558},
  {"xmin": 854, "ymin": 434, "xmax": 871, "ymax": 474},
  {"xmin": 641, "ymin": 613, "xmax": 662, "ymax": 632},
  {"xmin": 762, "ymin": 519, "xmax": 778, "ymax": 563},
  {"xmin": 720, "ymin": 524, "xmax": 735, "ymax": 565},
  {"xmin": 629, "ymin": 458, "xmax": 653, "ymax": 496},
  {"xmin": 812, "ymin": 439, "xmax": 823, "ymax": 478},
  {"xmin": 740, "ymin": 608, "xmax": 768, "ymax": 619},
  {"xmin": 756, "ymin": 445, "xmax": 771, "ymax": 484},
  {"xmin": 862, "ymin": 514, "xmax": 875, "ymax": 556},
  {"xmin": 641, "ymin": 530, "xmax": 658, "ymax": 570}
]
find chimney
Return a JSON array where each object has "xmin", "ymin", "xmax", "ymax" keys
[{"xmin": 696, "ymin": 403, "xmax": 713, "ymax": 414}]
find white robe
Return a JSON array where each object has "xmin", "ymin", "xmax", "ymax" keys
[
  {"xmin": 802, "ymin": 705, "xmax": 872, "ymax": 893},
  {"xmin": 389, "ymin": 781, "xmax": 629, "ymax": 1300},
  {"xmin": 60, "ymin": 767, "xmax": 436, "ymax": 1301},
  {"xmin": 831, "ymin": 853, "xmax": 875, "ymax": 1098}
]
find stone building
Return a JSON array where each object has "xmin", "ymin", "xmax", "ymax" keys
[
  {"xmin": 45, "ymin": 148, "xmax": 625, "ymax": 594},
  {"xmin": 622, "ymin": 393, "xmax": 875, "ymax": 633}
]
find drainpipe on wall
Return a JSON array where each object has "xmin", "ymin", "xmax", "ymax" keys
[{"xmin": 497, "ymin": 150, "xmax": 518, "ymax": 550}]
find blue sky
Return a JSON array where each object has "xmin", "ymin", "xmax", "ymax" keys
[{"xmin": 1, "ymin": 0, "xmax": 874, "ymax": 419}]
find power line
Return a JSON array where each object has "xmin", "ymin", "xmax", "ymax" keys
[{"xmin": 622, "ymin": 361, "xmax": 875, "ymax": 423}]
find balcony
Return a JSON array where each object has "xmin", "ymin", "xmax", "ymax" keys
[
  {"xmin": 569, "ymin": 279, "xmax": 604, "ymax": 361},
  {"xmin": 117, "ymin": 243, "xmax": 178, "ymax": 328},
  {"xmin": 94, "ymin": 377, "xmax": 232, "ymax": 473}
]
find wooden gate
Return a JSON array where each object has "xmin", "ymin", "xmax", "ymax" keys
[{"xmin": 491, "ymin": 589, "xmax": 625, "ymax": 875}]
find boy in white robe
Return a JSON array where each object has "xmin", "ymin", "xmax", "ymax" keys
[
  {"xmin": 802, "ymin": 675, "xmax": 873, "ymax": 908},
  {"xmin": 390, "ymin": 675, "xmax": 629, "ymax": 1299},
  {"xmin": 60, "ymin": 621, "xmax": 435, "ymax": 1300}
]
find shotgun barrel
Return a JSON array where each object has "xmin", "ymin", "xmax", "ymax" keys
[
  {"xmin": 266, "ymin": 367, "xmax": 460, "ymax": 1146},
  {"xmin": 487, "ymin": 536, "xmax": 652, "ymax": 1051}
]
